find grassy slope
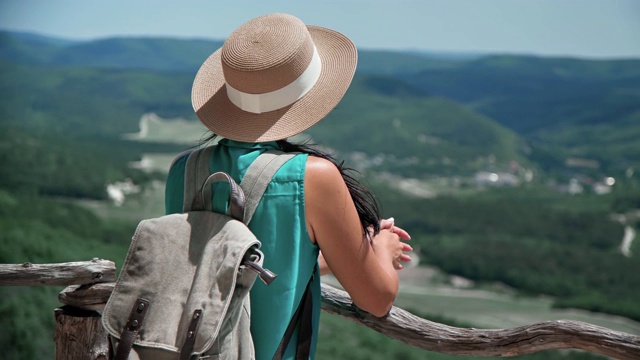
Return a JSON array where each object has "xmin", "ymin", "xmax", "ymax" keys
[
  {"xmin": 0, "ymin": 60, "xmax": 193, "ymax": 137},
  {"xmin": 306, "ymin": 75, "xmax": 527, "ymax": 175}
]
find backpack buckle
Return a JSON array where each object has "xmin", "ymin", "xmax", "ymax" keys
[{"xmin": 244, "ymin": 261, "xmax": 277, "ymax": 286}]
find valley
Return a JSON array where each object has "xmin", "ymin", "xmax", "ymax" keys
[
  {"xmin": 1, "ymin": 30, "xmax": 639, "ymax": 360},
  {"xmin": 101, "ymin": 114, "xmax": 640, "ymax": 337}
]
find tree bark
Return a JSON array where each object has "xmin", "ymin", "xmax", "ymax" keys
[
  {"xmin": 54, "ymin": 306, "xmax": 110, "ymax": 360},
  {"xmin": 321, "ymin": 284, "xmax": 640, "ymax": 360},
  {"xmin": 59, "ymin": 283, "xmax": 115, "ymax": 311},
  {"xmin": 0, "ymin": 259, "xmax": 115, "ymax": 286}
]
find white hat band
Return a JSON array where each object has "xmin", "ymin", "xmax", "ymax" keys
[{"xmin": 225, "ymin": 46, "xmax": 322, "ymax": 114}]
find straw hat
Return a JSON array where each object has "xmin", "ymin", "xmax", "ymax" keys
[{"xmin": 191, "ymin": 13, "xmax": 357, "ymax": 142}]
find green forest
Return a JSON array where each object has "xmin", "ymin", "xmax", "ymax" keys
[
  {"xmin": 375, "ymin": 183, "xmax": 640, "ymax": 321},
  {"xmin": 1, "ymin": 31, "xmax": 639, "ymax": 359},
  {"xmin": 0, "ymin": 129, "xmax": 622, "ymax": 360}
]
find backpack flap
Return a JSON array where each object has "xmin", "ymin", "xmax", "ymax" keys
[{"xmin": 102, "ymin": 211, "xmax": 263, "ymax": 356}]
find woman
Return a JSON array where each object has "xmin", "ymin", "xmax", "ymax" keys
[{"xmin": 165, "ymin": 13, "xmax": 412, "ymax": 360}]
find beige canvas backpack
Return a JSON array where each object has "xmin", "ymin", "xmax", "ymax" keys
[{"xmin": 102, "ymin": 146, "xmax": 309, "ymax": 360}]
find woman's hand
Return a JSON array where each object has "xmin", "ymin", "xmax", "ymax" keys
[
  {"xmin": 319, "ymin": 218, "xmax": 413, "ymax": 275},
  {"xmin": 378, "ymin": 217, "xmax": 413, "ymax": 269}
]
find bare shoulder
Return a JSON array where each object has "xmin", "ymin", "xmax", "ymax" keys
[
  {"xmin": 305, "ymin": 155, "xmax": 349, "ymax": 196},
  {"xmin": 305, "ymin": 155, "xmax": 338, "ymax": 175},
  {"xmin": 304, "ymin": 156, "xmax": 353, "ymax": 243}
]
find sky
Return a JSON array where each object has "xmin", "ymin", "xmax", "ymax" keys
[{"xmin": 0, "ymin": 0, "xmax": 639, "ymax": 59}]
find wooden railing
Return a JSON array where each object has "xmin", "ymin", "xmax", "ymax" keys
[{"xmin": 1, "ymin": 260, "xmax": 639, "ymax": 360}]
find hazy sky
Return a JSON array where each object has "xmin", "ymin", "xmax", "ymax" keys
[{"xmin": 1, "ymin": 0, "xmax": 639, "ymax": 59}]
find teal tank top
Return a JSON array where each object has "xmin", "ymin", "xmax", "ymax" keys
[{"xmin": 165, "ymin": 139, "xmax": 321, "ymax": 360}]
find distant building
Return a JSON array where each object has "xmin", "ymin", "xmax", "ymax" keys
[
  {"xmin": 106, "ymin": 179, "xmax": 140, "ymax": 206},
  {"xmin": 565, "ymin": 157, "xmax": 600, "ymax": 169},
  {"xmin": 556, "ymin": 178, "xmax": 584, "ymax": 195},
  {"xmin": 473, "ymin": 172, "xmax": 520, "ymax": 187},
  {"xmin": 593, "ymin": 182, "xmax": 612, "ymax": 195}
]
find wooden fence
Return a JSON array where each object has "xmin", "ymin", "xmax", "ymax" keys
[{"xmin": 1, "ymin": 259, "xmax": 639, "ymax": 360}]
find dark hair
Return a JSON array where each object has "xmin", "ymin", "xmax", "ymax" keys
[
  {"xmin": 199, "ymin": 134, "xmax": 381, "ymax": 240},
  {"xmin": 276, "ymin": 139, "xmax": 381, "ymax": 240}
]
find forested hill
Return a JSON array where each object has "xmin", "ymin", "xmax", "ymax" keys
[
  {"xmin": 2, "ymin": 30, "xmax": 639, "ymax": 174},
  {"xmin": 0, "ymin": 30, "xmax": 223, "ymax": 72},
  {"xmin": 395, "ymin": 55, "xmax": 640, "ymax": 172}
]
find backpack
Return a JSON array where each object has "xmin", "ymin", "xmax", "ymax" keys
[{"xmin": 102, "ymin": 146, "xmax": 312, "ymax": 360}]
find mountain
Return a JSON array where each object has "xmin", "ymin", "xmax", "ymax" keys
[
  {"xmin": 2, "ymin": 30, "xmax": 640, "ymax": 175},
  {"xmin": 0, "ymin": 60, "xmax": 193, "ymax": 136},
  {"xmin": 0, "ymin": 60, "xmax": 525, "ymax": 176},
  {"xmin": 0, "ymin": 31, "xmax": 74, "ymax": 64},
  {"xmin": 356, "ymin": 50, "xmax": 467, "ymax": 75},
  {"xmin": 0, "ymin": 30, "xmax": 223, "ymax": 72},
  {"xmin": 398, "ymin": 55, "xmax": 640, "ymax": 172},
  {"xmin": 48, "ymin": 37, "xmax": 224, "ymax": 72},
  {"xmin": 400, "ymin": 55, "xmax": 640, "ymax": 132},
  {"xmin": 0, "ymin": 30, "xmax": 471, "ymax": 75}
]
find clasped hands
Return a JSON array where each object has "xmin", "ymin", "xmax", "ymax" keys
[
  {"xmin": 375, "ymin": 217, "xmax": 413, "ymax": 270},
  {"xmin": 317, "ymin": 217, "xmax": 413, "ymax": 276}
]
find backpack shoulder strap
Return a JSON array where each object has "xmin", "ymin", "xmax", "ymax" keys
[
  {"xmin": 182, "ymin": 147, "xmax": 295, "ymax": 219},
  {"xmin": 241, "ymin": 150, "xmax": 295, "ymax": 224},
  {"xmin": 182, "ymin": 146, "xmax": 215, "ymax": 212}
]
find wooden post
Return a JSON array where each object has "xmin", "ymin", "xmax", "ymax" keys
[{"xmin": 54, "ymin": 306, "xmax": 110, "ymax": 360}]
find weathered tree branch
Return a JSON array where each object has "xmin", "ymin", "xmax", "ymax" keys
[
  {"xmin": 4, "ymin": 260, "xmax": 640, "ymax": 359},
  {"xmin": 321, "ymin": 284, "xmax": 640, "ymax": 360},
  {"xmin": 0, "ymin": 259, "xmax": 115, "ymax": 286}
]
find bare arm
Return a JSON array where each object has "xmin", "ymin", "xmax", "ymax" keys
[
  {"xmin": 305, "ymin": 156, "xmax": 409, "ymax": 317},
  {"xmin": 318, "ymin": 219, "xmax": 412, "ymax": 275}
]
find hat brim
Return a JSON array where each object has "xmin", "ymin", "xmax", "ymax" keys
[{"xmin": 191, "ymin": 26, "xmax": 357, "ymax": 142}]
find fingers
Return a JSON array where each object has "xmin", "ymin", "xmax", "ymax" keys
[
  {"xmin": 379, "ymin": 217, "xmax": 394, "ymax": 230},
  {"xmin": 394, "ymin": 255, "xmax": 412, "ymax": 269},
  {"xmin": 399, "ymin": 254, "xmax": 412, "ymax": 262},
  {"xmin": 397, "ymin": 242, "xmax": 413, "ymax": 270},
  {"xmin": 393, "ymin": 226, "xmax": 411, "ymax": 240},
  {"xmin": 379, "ymin": 217, "xmax": 412, "ymax": 240},
  {"xmin": 371, "ymin": 222, "xmax": 414, "ymax": 271}
]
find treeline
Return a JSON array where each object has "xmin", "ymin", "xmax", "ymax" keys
[
  {"xmin": 0, "ymin": 60, "xmax": 193, "ymax": 138},
  {"xmin": 0, "ymin": 126, "xmax": 183, "ymax": 199},
  {"xmin": 374, "ymin": 183, "xmax": 640, "ymax": 321}
]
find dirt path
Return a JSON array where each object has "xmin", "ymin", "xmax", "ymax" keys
[
  {"xmin": 122, "ymin": 113, "xmax": 158, "ymax": 140},
  {"xmin": 620, "ymin": 225, "xmax": 635, "ymax": 257}
]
